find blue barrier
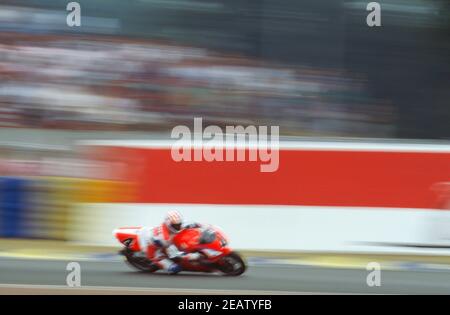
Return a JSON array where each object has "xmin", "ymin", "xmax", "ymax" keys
[{"xmin": 0, "ymin": 177, "xmax": 30, "ymax": 238}]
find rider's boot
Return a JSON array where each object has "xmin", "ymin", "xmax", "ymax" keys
[
  {"xmin": 158, "ymin": 258, "xmax": 182, "ymax": 275},
  {"xmin": 168, "ymin": 263, "xmax": 182, "ymax": 275}
]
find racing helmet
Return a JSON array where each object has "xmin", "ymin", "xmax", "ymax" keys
[{"xmin": 164, "ymin": 210, "xmax": 183, "ymax": 233}]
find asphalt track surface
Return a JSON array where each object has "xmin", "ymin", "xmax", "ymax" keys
[{"xmin": 1, "ymin": 258, "xmax": 450, "ymax": 294}]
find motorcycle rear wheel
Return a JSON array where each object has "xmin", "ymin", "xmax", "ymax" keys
[{"xmin": 121, "ymin": 248, "xmax": 159, "ymax": 273}]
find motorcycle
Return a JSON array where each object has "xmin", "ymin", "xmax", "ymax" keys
[{"xmin": 113, "ymin": 225, "xmax": 247, "ymax": 276}]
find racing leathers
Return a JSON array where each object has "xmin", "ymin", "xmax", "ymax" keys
[{"xmin": 136, "ymin": 222, "xmax": 202, "ymax": 273}]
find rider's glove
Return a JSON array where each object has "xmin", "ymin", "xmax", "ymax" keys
[
  {"xmin": 184, "ymin": 223, "xmax": 201, "ymax": 229},
  {"xmin": 152, "ymin": 237, "xmax": 164, "ymax": 248}
]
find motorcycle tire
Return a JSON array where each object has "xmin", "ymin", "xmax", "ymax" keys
[
  {"xmin": 121, "ymin": 248, "xmax": 159, "ymax": 273},
  {"xmin": 217, "ymin": 252, "xmax": 247, "ymax": 276}
]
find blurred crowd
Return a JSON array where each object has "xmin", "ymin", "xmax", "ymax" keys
[
  {"xmin": 0, "ymin": 33, "xmax": 394, "ymax": 137},
  {"xmin": 0, "ymin": 0, "xmax": 447, "ymax": 139}
]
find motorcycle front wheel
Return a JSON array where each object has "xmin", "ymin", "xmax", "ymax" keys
[{"xmin": 217, "ymin": 252, "xmax": 247, "ymax": 276}]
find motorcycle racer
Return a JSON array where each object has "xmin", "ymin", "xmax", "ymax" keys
[{"xmin": 135, "ymin": 211, "xmax": 203, "ymax": 274}]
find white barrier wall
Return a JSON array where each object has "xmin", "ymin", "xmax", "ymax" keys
[{"xmin": 68, "ymin": 203, "xmax": 450, "ymax": 255}]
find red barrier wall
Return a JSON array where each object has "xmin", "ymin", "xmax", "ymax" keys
[{"xmin": 86, "ymin": 143, "xmax": 450, "ymax": 209}]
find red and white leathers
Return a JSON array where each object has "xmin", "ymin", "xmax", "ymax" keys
[{"xmin": 136, "ymin": 222, "xmax": 202, "ymax": 271}]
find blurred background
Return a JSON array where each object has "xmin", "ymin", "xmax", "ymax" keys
[
  {"xmin": 0, "ymin": 0, "xmax": 448, "ymax": 138},
  {"xmin": 0, "ymin": 0, "xmax": 449, "ymax": 294}
]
